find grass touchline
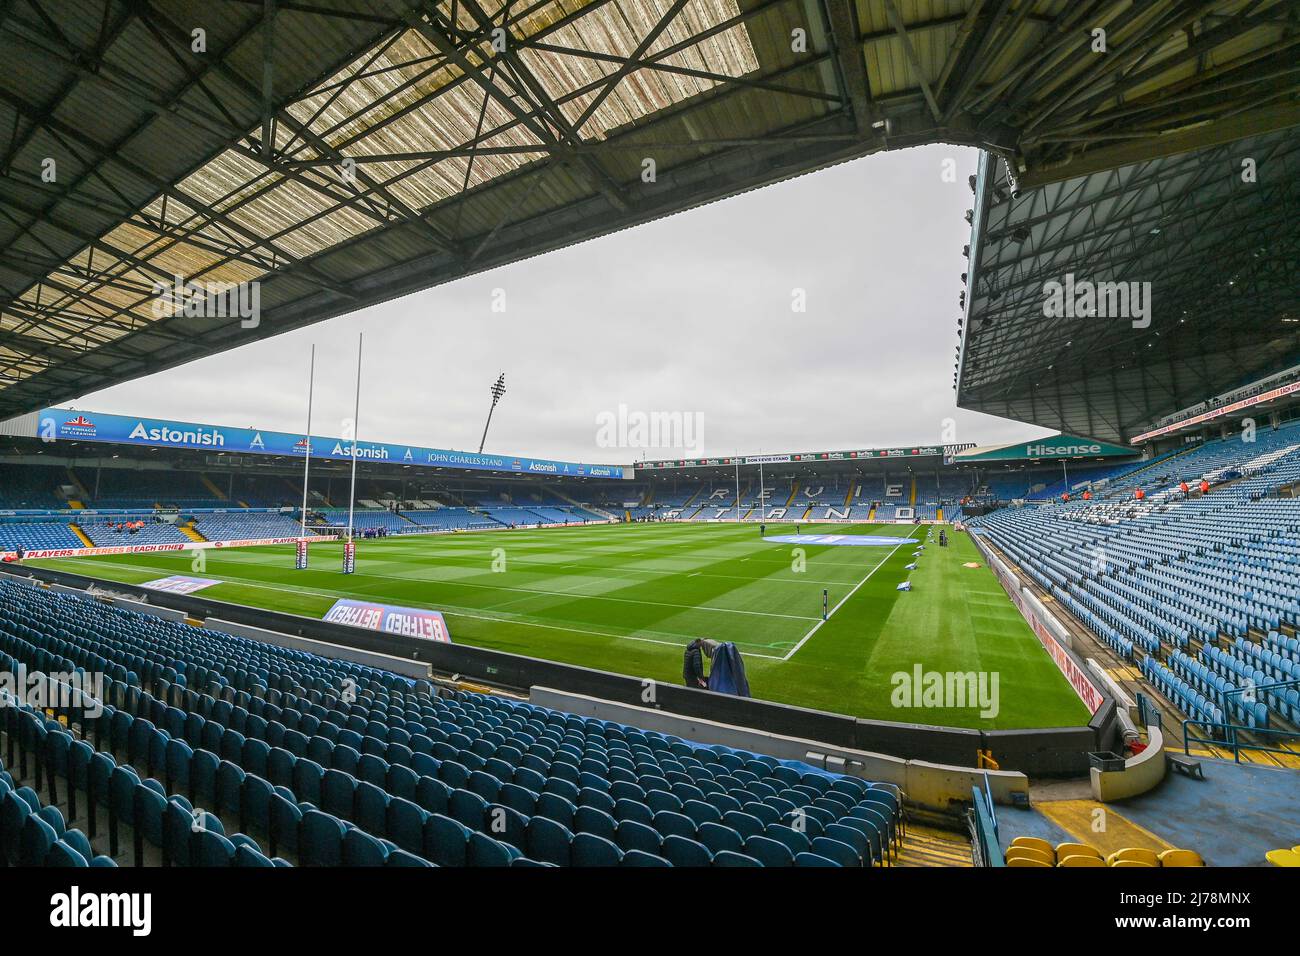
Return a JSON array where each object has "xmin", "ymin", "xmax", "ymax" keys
[{"xmin": 29, "ymin": 522, "xmax": 1091, "ymax": 729}]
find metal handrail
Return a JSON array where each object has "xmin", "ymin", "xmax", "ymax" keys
[{"xmin": 1181, "ymin": 717, "xmax": 1300, "ymax": 764}]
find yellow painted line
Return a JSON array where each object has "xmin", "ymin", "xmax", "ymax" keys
[{"xmin": 1037, "ymin": 799, "xmax": 1174, "ymax": 856}]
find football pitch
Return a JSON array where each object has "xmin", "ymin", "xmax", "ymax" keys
[{"xmin": 29, "ymin": 522, "xmax": 1090, "ymax": 730}]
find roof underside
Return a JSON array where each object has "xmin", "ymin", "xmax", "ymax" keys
[
  {"xmin": 1, "ymin": 0, "xmax": 1297, "ymax": 418},
  {"xmin": 958, "ymin": 126, "xmax": 1300, "ymax": 445}
]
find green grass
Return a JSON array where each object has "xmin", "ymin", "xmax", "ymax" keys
[{"xmin": 29, "ymin": 522, "xmax": 1089, "ymax": 729}]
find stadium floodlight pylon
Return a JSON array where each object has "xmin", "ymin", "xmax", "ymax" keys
[
  {"xmin": 297, "ymin": 344, "xmax": 316, "ymax": 570},
  {"xmin": 478, "ymin": 373, "xmax": 507, "ymax": 454}
]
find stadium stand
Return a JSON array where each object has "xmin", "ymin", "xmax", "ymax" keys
[
  {"xmin": 79, "ymin": 519, "xmax": 192, "ymax": 548},
  {"xmin": 314, "ymin": 510, "xmax": 412, "ymax": 534},
  {"xmin": 0, "ymin": 579, "xmax": 905, "ymax": 867},
  {"xmin": 0, "ymin": 519, "xmax": 85, "ymax": 552},
  {"xmin": 0, "ymin": 465, "xmax": 68, "ymax": 509},
  {"xmin": 188, "ymin": 513, "xmax": 311, "ymax": 541},
  {"xmin": 82, "ymin": 470, "xmax": 223, "ymax": 510},
  {"xmin": 400, "ymin": 510, "xmax": 502, "ymax": 532},
  {"xmin": 970, "ymin": 426, "xmax": 1300, "ymax": 733}
]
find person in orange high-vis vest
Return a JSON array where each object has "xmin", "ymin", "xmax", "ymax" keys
[
  {"xmin": 1179, "ymin": 480, "xmax": 1189, "ymax": 497},
  {"xmin": 1200, "ymin": 479, "xmax": 1210, "ymax": 495},
  {"xmin": 1135, "ymin": 488, "xmax": 1145, "ymax": 500}
]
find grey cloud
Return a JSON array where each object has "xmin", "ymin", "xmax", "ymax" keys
[{"xmin": 65, "ymin": 144, "xmax": 1054, "ymax": 461}]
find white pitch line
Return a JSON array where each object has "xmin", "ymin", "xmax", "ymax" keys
[
  {"xmin": 169, "ymin": 553, "xmax": 824, "ymax": 622},
  {"xmin": 40, "ymin": 556, "xmax": 792, "ymax": 660},
  {"xmin": 781, "ymin": 543, "xmax": 904, "ymax": 661}
]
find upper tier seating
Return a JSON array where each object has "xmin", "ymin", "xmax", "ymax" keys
[
  {"xmin": 0, "ymin": 466, "xmax": 67, "ymax": 509},
  {"xmin": 88, "ymin": 470, "xmax": 222, "ymax": 510}
]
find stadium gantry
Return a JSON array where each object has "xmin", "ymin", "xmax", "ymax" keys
[{"xmin": 0, "ymin": 0, "xmax": 1296, "ymax": 418}]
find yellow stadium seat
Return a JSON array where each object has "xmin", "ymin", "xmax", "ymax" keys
[
  {"xmin": 1107, "ymin": 847, "xmax": 1159, "ymax": 867},
  {"xmin": 1058, "ymin": 854, "xmax": 1106, "ymax": 867},
  {"xmin": 1056, "ymin": 842, "xmax": 1102, "ymax": 860},
  {"xmin": 1111, "ymin": 859, "xmax": 1155, "ymax": 867},
  {"xmin": 1266, "ymin": 849, "xmax": 1300, "ymax": 867},
  {"xmin": 1158, "ymin": 849, "xmax": 1204, "ymax": 867},
  {"xmin": 1010, "ymin": 836, "xmax": 1054, "ymax": 859},
  {"xmin": 1006, "ymin": 846, "xmax": 1054, "ymax": 867},
  {"xmin": 1293, "ymin": 845, "xmax": 1300, "ymax": 854},
  {"xmin": 1006, "ymin": 856, "xmax": 1051, "ymax": 867}
]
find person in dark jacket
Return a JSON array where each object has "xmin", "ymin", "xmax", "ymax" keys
[{"xmin": 682, "ymin": 638, "xmax": 719, "ymax": 688}]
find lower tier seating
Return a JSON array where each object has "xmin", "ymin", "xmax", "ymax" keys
[{"xmin": 0, "ymin": 578, "xmax": 903, "ymax": 867}]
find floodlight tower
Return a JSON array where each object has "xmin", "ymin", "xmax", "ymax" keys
[{"xmin": 478, "ymin": 373, "xmax": 507, "ymax": 454}]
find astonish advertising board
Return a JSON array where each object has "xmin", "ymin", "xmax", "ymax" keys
[
  {"xmin": 37, "ymin": 408, "xmax": 624, "ymax": 479},
  {"xmin": 323, "ymin": 599, "xmax": 452, "ymax": 643}
]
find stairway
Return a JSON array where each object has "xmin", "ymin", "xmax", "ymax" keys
[
  {"xmin": 65, "ymin": 467, "xmax": 91, "ymax": 503},
  {"xmin": 200, "ymin": 474, "xmax": 228, "ymax": 500},
  {"xmin": 179, "ymin": 521, "xmax": 206, "ymax": 543},
  {"xmin": 1102, "ymin": 445, "xmax": 1199, "ymax": 499},
  {"xmin": 69, "ymin": 524, "xmax": 93, "ymax": 547},
  {"xmin": 890, "ymin": 824, "xmax": 972, "ymax": 867}
]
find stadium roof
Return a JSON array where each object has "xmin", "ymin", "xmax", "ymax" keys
[
  {"xmin": 2, "ymin": 0, "xmax": 1297, "ymax": 419},
  {"xmin": 957, "ymin": 125, "xmax": 1299, "ymax": 445}
]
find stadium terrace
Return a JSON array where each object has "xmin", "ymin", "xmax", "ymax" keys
[{"xmin": 0, "ymin": 0, "xmax": 1293, "ymax": 919}]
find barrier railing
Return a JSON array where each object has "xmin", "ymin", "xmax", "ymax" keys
[
  {"xmin": 1182, "ymin": 717, "xmax": 1300, "ymax": 764},
  {"xmin": 969, "ymin": 773, "xmax": 1004, "ymax": 867}
]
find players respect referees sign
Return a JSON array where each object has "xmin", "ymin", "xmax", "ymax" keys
[{"xmin": 323, "ymin": 598, "xmax": 452, "ymax": 643}]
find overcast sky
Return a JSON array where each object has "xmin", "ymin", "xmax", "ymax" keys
[{"xmin": 60, "ymin": 144, "xmax": 1051, "ymax": 464}]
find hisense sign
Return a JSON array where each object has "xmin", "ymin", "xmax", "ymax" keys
[
  {"xmin": 956, "ymin": 434, "xmax": 1136, "ymax": 462},
  {"xmin": 1025, "ymin": 441, "xmax": 1103, "ymax": 457}
]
